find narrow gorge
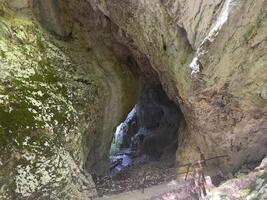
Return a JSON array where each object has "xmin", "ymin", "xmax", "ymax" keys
[{"xmin": 0, "ymin": 0, "xmax": 266, "ymax": 199}]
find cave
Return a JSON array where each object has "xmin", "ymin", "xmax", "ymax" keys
[
  {"xmin": 93, "ymin": 85, "xmax": 186, "ymax": 196},
  {"xmin": 1, "ymin": 1, "xmax": 266, "ymax": 199}
]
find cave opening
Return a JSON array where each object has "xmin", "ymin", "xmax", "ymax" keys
[{"xmin": 94, "ymin": 85, "xmax": 186, "ymax": 196}]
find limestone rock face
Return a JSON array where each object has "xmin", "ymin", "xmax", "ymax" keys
[
  {"xmin": 0, "ymin": 0, "xmax": 266, "ymax": 199},
  {"xmin": 0, "ymin": 2, "xmax": 102, "ymax": 198},
  {"xmin": 174, "ymin": 0, "xmax": 267, "ymax": 172},
  {"xmin": 0, "ymin": 0, "xmax": 140, "ymax": 199},
  {"xmin": 87, "ymin": 0, "xmax": 267, "ymax": 173},
  {"xmin": 32, "ymin": 0, "xmax": 73, "ymax": 37},
  {"xmin": 205, "ymin": 156, "xmax": 267, "ymax": 199},
  {"xmin": 7, "ymin": 0, "xmax": 30, "ymax": 10}
]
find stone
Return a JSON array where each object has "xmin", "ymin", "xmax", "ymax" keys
[
  {"xmin": 85, "ymin": 0, "xmax": 267, "ymax": 174},
  {"xmin": 32, "ymin": 0, "xmax": 72, "ymax": 37},
  {"xmin": 260, "ymin": 84, "xmax": 267, "ymax": 100},
  {"xmin": 205, "ymin": 156, "xmax": 267, "ymax": 200},
  {"xmin": 7, "ymin": 0, "xmax": 29, "ymax": 10},
  {"xmin": 0, "ymin": 0, "xmax": 266, "ymax": 199}
]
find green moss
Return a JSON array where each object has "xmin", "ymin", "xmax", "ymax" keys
[
  {"xmin": 0, "ymin": 49, "xmax": 6, "ymax": 58},
  {"xmin": 243, "ymin": 25, "xmax": 257, "ymax": 43},
  {"xmin": 0, "ymin": 3, "xmax": 105, "ymax": 199},
  {"xmin": 0, "ymin": 7, "xmax": 76, "ymax": 153},
  {"xmin": 240, "ymin": 189, "xmax": 251, "ymax": 198}
]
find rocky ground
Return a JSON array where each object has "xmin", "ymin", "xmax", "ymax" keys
[
  {"xmin": 146, "ymin": 182, "xmax": 198, "ymax": 200},
  {"xmin": 94, "ymin": 160, "xmax": 179, "ymax": 197},
  {"xmin": 205, "ymin": 156, "xmax": 267, "ymax": 200},
  {"xmin": 96, "ymin": 179, "xmax": 198, "ymax": 200},
  {"xmin": 94, "ymin": 156, "xmax": 267, "ymax": 199}
]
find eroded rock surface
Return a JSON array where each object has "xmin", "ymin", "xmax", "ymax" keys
[
  {"xmin": 0, "ymin": 0, "xmax": 266, "ymax": 199},
  {"xmin": 0, "ymin": 4, "xmax": 97, "ymax": 198},
  {"xmin": 205, "ymin": 156, "xmax": 267, "ymax": 199},
  {"xmin": 86, "ymin": 0, "xmax": 267, "ymax": 174},
  {"xmin": 0, "ymin": 0, "xmax": 140, "ymax": 199}
]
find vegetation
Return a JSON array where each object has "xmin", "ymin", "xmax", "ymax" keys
[{"xmin": 0, "ymin": 4, "xmax": 103, "ymax": 199}]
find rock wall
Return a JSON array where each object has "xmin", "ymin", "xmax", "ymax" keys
[
  {"xmin": 0, "ymin": 2, "xmax": 97, "ymax": 198},
  {"xmin": 0, "ymin": 0, "xmax": 266, "ymax": 199},
  {"xmin": 87, "ymin": 0, "xmax": 267, "ymax": 174},
  {"xmin": 0, "ymin": 0, "xmax": 140, "ymax": 198},
  {"xmin": 174, "ymin": 0, "xmax": 267, "ymax": 173},
  {"xmin": 206, "ymin": 156, "xmax": 267, "ymax": 199},
  {"xmin": 32, "ymin": 0, "xmax": 143, "ymax": 175}
]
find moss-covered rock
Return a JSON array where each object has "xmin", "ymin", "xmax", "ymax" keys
[
  {"xmin": 0, "ymin": 3, "xmax": 101, "ymax": 199},
  {"xmin": 0, "ymin": 0, "xmax": 142, "ymax": 198},
  {"xmin": 205, "ymin": 157, "xmax": 267, "ymax": 200}
]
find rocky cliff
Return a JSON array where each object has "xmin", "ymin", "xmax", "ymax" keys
[
  {"xmin": 0, "ymin": 0, "xmax": 139, "ymax": 199},
  {"xmin": 85, "ymin": 0, "xmax": 267, "ymax": 173},
  {"xmin": 0, "ymin": 0, "xmax": 266, "ymax": 199}
]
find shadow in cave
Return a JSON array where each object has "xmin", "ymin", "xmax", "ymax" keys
[{"xmin": 94, "ymin": 85, "xmax": 186, "ymax": 196}]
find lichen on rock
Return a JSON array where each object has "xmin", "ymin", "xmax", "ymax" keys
[
  {"xmin": 205, "ymin": 156, "xmax": 267, "ymax": 200},
  {"xmin": 0, "ymin": 0, "xmax": 266, "ymax": 199},
  {"xmin": 0, "ymin": 3, "xmax": 100, "ymax": 199}
]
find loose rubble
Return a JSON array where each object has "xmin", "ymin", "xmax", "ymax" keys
[{"xmin": 94, "ymin": 163, "xmax": 177, "ymax": 197}]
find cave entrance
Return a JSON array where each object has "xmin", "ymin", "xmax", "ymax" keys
[{"xmin": 94, "ymin": 85, "xmax": 186, "ymax": 196}]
